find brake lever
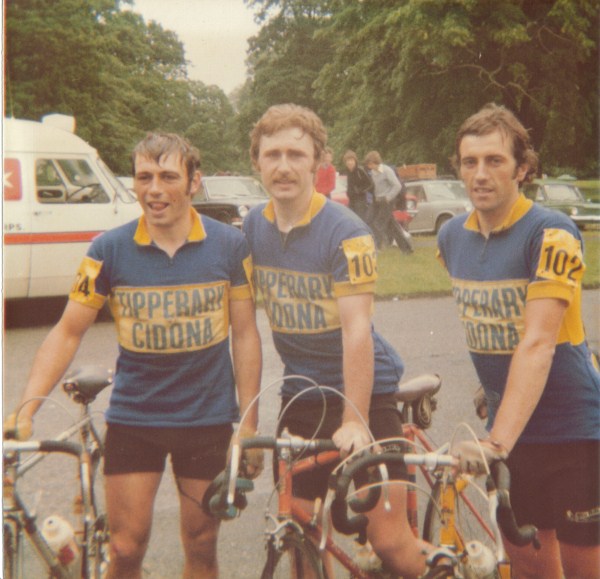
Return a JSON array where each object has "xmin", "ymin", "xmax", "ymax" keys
[{"xmin": 227, "ymin": 442, "xmax": 241, "ymax": 506}]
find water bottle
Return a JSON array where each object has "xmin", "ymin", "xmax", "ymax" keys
[
  {"xmin": 41, "ymin": 515, "xmax": 80, "ymax": 576},
  {"xmin": 464, "ymin": 540, "xmax": 499, "ymax": 579}
]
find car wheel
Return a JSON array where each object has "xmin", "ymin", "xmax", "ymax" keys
[{"xmin": 435, "ymin": 215, "xmax": 451, "ymax": 233}]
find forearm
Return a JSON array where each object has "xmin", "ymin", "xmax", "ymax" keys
[
  {"xmin": 19, "ymin": 323, "xmax": 84, "ymax": 418},
  {"xmin": 490, "ymin": 337, "xmax": 556, "ymax": 451},
  {"xmin": 342, "ymin": 322, "xmax": 374, "ymax": 425},
  {"xmin": 232, "ymin": 317, "xmax": 262, "ymax": 432}
]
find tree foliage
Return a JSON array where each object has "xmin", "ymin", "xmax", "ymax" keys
[
  {"xmin": 241, "ymin": 0, "xmax": 599, "ymax": 176},
  {"xmin": 5, "ymin": 0, "xmax": 236, "ymax": 174},
  {"xmin": 6, "ymin": 0, "xmax": 598, "ymax": 177}
]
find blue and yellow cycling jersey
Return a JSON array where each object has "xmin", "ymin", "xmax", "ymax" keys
[
  {"xmin": 69, "ymin": 209, "xmax": 253, "ymax": 427},
  {"xmin": 438, "ymin": 195, "xmax": 600, "ymax": 443},
  {"xmin": 244, "ymin": 192, "xmax": 404, "ymax": 399}
]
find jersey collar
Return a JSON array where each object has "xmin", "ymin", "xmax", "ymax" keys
[
  {"xmin": 133, "ymin": 208, "xmax": 207, "ymax": 246},
  {"xmin": 262, "ymin": 191, "xmax": 327, "ymax": 227},
  {"xmin": 464, "ymin": 193, "xmax": 533, "ymax": 234}
]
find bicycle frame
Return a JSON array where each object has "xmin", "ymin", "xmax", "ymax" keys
[
  {"xmin": 271, "ymin": 444, "xmax": 376, "ymax": 578},
  {"xmin": 403, "ymin": 422, "xmax": 494, "ymax": 542},
  {"xmin": 3, "ymin": 367, "xmax": 111, "ymax": 579},
  {"xmin": 4, "ymin": 441, "xmax": 85, "ymax": 579}
]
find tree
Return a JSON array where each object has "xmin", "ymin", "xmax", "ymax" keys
[
  {"xmin": 241, "ymin": 0, "xmax": 598, "ymax": 176},
  {"xmin": 4, "ymin": 0, "xmax": 238, "ymax": 174}
]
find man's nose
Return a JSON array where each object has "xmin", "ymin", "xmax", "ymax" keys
[
  {"xmin": 276, "ymin": 154, "xmax": 291, "ymax": 172},
  {"xmin": 474, "ymin": 160, "xmax": 489, "ymax": 180},
  {"xmin": 148, "ymin": 175, "xmax": 162, "ymax": 193}
]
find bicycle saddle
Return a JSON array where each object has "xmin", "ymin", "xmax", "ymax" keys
[
  {"xmin": 62, "ymin": 366, "xmax": 113, "ymax": 403},
  {"xmin": 395, "ymin": 373, "xmax": 441, "ymax": 403}
]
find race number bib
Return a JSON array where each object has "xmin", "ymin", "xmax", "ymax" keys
[
  {"xmin": 342, "ymin": 235, "xmax": 377, "ymax": 285},
  {"xmin": 536, "ymin": 228, "xmax": 585, "ymax": 288}
]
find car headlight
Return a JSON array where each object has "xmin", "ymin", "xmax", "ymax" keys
[
  {"xmin": 570, "ymin": 207, "xmax": 579, "ymax": 216},
  {"xmin": 238, "ymin": 205, "xmax": 250, "ymax": 219},
  {"xmin": 464, "ymin": 202, "xmax": 473, "ymax": 211}
]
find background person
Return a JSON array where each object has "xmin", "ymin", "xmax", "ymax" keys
[
  {"xmin": 343, "ymin": 149, "xmax": 374, "ymax": 225},
  {"xmin": 4, "ymin": 132, "xmax": 264, "ymax": 579},
  {"xmin": 314, "ymin": 146, "xmax": 336, "ymax": 197},
  {"xmin": 244, "ymin": 103, "xmax": 429, "ymax": 578},
  {"xmin": 438, "ymin": 103, "xmax": 600, "ymax": 579},
  {"xmin": 364, "ymin": 150, "xmax": 411, "ymax": 252}
]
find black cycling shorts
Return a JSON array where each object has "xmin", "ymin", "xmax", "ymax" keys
[
  {"xmin": 103, "ymin": 423, "xmax": 233, "ymax": 480},
  {"xmin": 276, "ymin": 393, "xmax": 408, "ymax": 501},
  {"xmin": 507, "ymin": 440, "xmax": 600, "ymax": 547}
]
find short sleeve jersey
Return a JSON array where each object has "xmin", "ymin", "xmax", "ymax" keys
[
  {"xmin": 437, "ymin": 195, "xmax": 600, "ymax": 443},
  {"xmin": 243, "ymin": 192, "xmax": 404, "ymax": 399},
  {"xmin": 69, "ymin": 210, "xmax": 254, "ymax": 427}
]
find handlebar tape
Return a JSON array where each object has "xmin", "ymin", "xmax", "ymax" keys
[
  {"xmin": 38, "ymin": 440, "xmax": 82, "ymax": 457},
  {"xmin": 4, "ymin": 440, "xmax": 82, "ymax": 457},
  {"xmin": 329, "ymin": 452, "xmax": 407, "ymax": 542},
  {"xmin": 490, "ymin": 461, "xmax": 541, "ymax": 549},
  {"xmin": 201, "ymin": 470, "xmax": 253, "ymax": 520}
]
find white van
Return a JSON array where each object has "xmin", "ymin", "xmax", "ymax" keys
[{"xmin": 3, "ymin": 114, "xmax": 141, "ymax": 299}]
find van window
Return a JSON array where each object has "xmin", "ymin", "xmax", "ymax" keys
[{"xmin": 36, "ymin": 158, "xmax": 110, "ymax": 204}]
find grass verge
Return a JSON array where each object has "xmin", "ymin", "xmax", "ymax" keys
[{"xmin": 376, "ymin": 230, "xmax": 599, "ymax": 299}]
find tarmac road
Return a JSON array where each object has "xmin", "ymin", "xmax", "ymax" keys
[{"xmin": 3, "ymin": 291, "xmax": 599, "ymax": 577}]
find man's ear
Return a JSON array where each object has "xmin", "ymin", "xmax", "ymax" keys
[
  {"xmin": 188, "ymin": 170, "xmax": 202, "ymax": 196},
  {"xmin": 515, "ymin": 163, "xmax": 529, "ymax": 184}
]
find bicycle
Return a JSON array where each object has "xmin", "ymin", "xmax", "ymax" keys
[
  {"xmin": 3, "ymin": 366, "xmax": 112, "ymax": 579},
  {"xmin": 203, "ymin": 373, "xmax": 539, "ymax": 578}
]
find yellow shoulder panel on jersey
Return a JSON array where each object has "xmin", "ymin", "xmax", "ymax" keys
[{"xmin": 342, "ymin": 234, "xmax": 377, "ymax": 285}]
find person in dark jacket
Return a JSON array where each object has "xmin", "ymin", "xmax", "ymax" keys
[{"xmin": 343, "ymin": 149, "xmax": 374, "ymax": 225}]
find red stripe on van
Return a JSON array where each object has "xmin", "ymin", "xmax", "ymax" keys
[{"xmin": 3, "ymin": 231, "xmax": 104, "ymax": 245}]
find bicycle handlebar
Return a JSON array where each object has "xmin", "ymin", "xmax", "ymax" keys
[
  {"xmin": 4, "ymin": 439, "xmax": 82, "ymax": 458},
  {"xmin": 202, "ymin": 434, "xmax": 338, "ymax": 520},
  {"xmin": 328, "ymin": 450, "xmax": 457, "ymax": 542},
  {"xmin": 489, "ymin": 461, "xmax": 541, "ymax": 549}
]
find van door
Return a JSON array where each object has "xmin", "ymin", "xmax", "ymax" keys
[
  {"xmin": 3, "ymin": 156, "xmax": 32, "ymax": 298},
  {"xmin": 29, "ymin": 155, "xmax": 122, "ymax": 297}
]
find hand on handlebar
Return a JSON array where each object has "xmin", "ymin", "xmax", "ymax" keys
[
  {"xmin": 3, "ymin": 412, "xmax": 33, "ymax": 441},
  {"xmin": 452, "ymin": 439, "xmax": 508, "ymax": 475},
  {"xmin": 332, "ymin": 421, "xmax": 371, "ymax": 457},
  {"xmin": 237, "ymin": 426, "xmax": 264, "ymax": 480}
]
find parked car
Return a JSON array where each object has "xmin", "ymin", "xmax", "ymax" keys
[
  {"xmin": 522, "ymin": 179, "xmax": 600, "ymax": 230},
  {"xmin": 331, "ymin": 174, "xmax": 349, "ymax": 205},
  {"xmin": 398, "ymin": 179, "xmax": 472, "ymax": 234},
  {"xmin": 191, "ymin": 175, "xmax": 269, "ymax": 228}
]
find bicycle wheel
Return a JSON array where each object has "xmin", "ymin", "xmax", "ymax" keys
[
  {"xmin": 261, "ymin": 531, "xmax": 325, "ymax": 579},
  {"xmin": 3, "ymin": 522, "xmax": 17, "ymax": 579},
  {"xmin": 83, "ymin": 514, "xmax": 110, "ymax": 579},
  {"xmin": 423, "ymin": 478, "xmax": 495, "ymax": 553}
]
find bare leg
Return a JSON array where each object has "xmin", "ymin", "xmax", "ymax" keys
[
  {"xmin": 504, "ymin": 528, "xmax": 563, "ymax": 579},
  {"xmin": 560, "ymin": 541, "xmax": 600, "ymax": 579},
  {"xmin": 361, "ymin": 484, "xmax": 427, "ymax": 579},
  {"xmin": 105, "ymin": 471, "xmax": 162, "ymax": 579},
  {"xmin": 177, "ymin": 477, "xmax": 222, "ymax": 579}
]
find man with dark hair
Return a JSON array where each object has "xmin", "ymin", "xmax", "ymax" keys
[
  {"xmin": 5, "ymin": 132, "xmax": 264, "ymax": 578},
  {"xmin": 439, "ymin": 103, "xmax": 600, "ymax": 578}
]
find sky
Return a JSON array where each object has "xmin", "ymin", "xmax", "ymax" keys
[{"xmin": 129, "ymin": 0, "xmax": 261, "ymax": 94}]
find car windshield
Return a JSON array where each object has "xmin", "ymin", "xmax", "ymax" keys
[
  {"xmin": 204, "ymin": 178, "xmax": 268, "ymax": 199},
  {"xmin": 427, "ymin": 181, "xmax": 467, "ymax": 201},
  {"xmin": 544, "ymin": 184, "xmax": 582, "ymax": 202}
]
